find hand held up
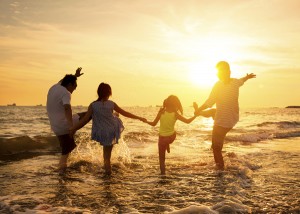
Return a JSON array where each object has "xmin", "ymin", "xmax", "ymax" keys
[{"xmin": 75, "ymin": 67, "xmax": 84, "ymax": 77}]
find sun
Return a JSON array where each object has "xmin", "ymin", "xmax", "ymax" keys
[{"xmin": 188, "ymin": 61, "xmax": 218, "ymax": 87}]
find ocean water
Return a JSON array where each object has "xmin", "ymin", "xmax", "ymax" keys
[{"xmin": 0, "ymin": 106, "xmax": 299, "ymax": 213}]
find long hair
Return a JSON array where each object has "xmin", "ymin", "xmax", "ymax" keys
[
  {"xmin": 96, "ymin": 83, "xmax": 112, "ymax": 101},
  {"xmin": 163, "ymin": 95, "xmax": 183, "ymax": 114}
]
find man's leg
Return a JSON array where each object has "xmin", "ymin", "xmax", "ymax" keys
[
  {"xmin": 59, "ymin": 154, "xmax": 69, "ymax": 171},
  {"xmin": 212, "ymin": 125, "xmax": 231, "ymax": 170},
  {"xmin": 57, "ymin": 134, "xmax": 76, "ymax": 172}
]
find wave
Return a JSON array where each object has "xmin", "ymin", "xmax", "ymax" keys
[
  {"xmin": 0, "ymin": 117, "xmax": 50, "ymax": 124},
  {"xmin": 0, "ymin": 135, "xmax": 60, "ymax": 158},
  {"xmin": 123, "ymin": 131, "xmax": 153, "ymax": 142},
  {"xmin": 257, "ymin": 121, "xmax": 300, "ymax": 128},
  {"xmin": 170, "ymin": 199, "xmax": 251, "ymax": 214},
  {"xmin": 227, "ymin": 130, "xmax": 300, "ymax": 143}
]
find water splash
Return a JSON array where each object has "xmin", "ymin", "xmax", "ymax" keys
[{"xmin": 68, "ymin": 132, "xmax": 132, "ymax": 172}]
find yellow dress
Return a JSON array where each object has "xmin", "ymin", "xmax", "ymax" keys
[{"xmin": 159, "ymin": 111, "xmax": 177, "ymax": 137}]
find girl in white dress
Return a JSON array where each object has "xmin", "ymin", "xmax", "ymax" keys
[{"xmin": 70, "ymin": 83, "xmax": 146, "ymax": 175}]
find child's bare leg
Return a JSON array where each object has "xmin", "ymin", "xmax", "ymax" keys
[
  {"xmin": 166, "ymin": 143, "xmax": 170, "ymax": 153},
  {"xmin": 158, "ymin": 143, "xmax": 166, "ymax": 175},
  {"xmin": 103, "ymin": 145, "xmax": 113, "ymax": 175}
]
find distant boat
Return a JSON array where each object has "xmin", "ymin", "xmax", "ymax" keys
[
  {"xmin": 36, "ymin": 104, "xmax": 43, "ymax": 106},
  {"xmin": 286, "ymin": 106, "xmax": 300, "ymax": 108},
  {"xmin": 7, "ymin": 103, "xmax": 16, "ymax": 106}
]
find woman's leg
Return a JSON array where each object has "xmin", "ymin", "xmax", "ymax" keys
[
  {"xmin": 212, "ymin": 125, "xmax": 231, "ymax": 170},
  {"xmin": 103, "ymin": 145, "xmax": 113, "ymax": 175}
]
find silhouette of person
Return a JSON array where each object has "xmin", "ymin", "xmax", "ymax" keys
[
  {"xmin": 194, "ymin": 61, "xmax": 256, "ymax": 170},
  {"xmin": 70, "ymin": 82, "xmax": 146, "ymax": 175},
  {"xmin": 46, "ymin": 67, "xmax": 84, "ymax": 173}
]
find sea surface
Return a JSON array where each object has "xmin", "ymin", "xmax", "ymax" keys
[{"xmin": 0, "ymin": 106, "xmax": 299, "ymax": 213}]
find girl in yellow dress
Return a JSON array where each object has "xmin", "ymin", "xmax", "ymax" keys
[{"xmin": 145, "ymin": 95, "xmax": 215, "ymax": 175}]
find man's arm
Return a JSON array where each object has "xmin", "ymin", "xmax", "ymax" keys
[
  {"xmin": 74, "ymin": 67, "xmax": 83, "ymax": 77},
  {"xmin": 64, "ymin": 104, "xmax": 73, "ymax": 127},
  {"xmin": 58, "ymin": 67, "xmax": 83, "ymax": 83}
]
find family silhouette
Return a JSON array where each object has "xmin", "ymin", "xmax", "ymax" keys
[{"xmin": 46, "ymin": 61, "xmax": 256, "ymax": 175}]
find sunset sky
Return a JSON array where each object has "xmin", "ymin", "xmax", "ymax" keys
[{"xmin": 0, "ymin": 0, "xmax": 299, "ymax": 107}]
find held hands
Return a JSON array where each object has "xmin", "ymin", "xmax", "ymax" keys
[
  {"xmin": 138, "ymin": 117, "xmax": 147, "ymax": 123},
  {"xmin": 144, "ymin": 120, "xmax": 154, "ymax": 126},
  {"xmin": 75, "ymin": 67, "xmax": 84, "ymax": 77},
  {"xmin": 193, "ymin": 102, "xmax": 200, "ymax": 116}
]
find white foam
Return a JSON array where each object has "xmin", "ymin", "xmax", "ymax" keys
[
  {"xmin": 228, "ymin": 132, "xmax": 272, "ymax": 143},
  {"xmin": 0, "ymin": 195, "xmax": 92, "ymax": 214},
  {"xmin": 212, "ymin": 199, "xmax": 251, "ymax": 213},
  {"xmin": 68, "ymin": 134, "xmax": 133, "ymax": 172},
  {"xmin": 170, "ymin": 199, "xmax": 251, "ymax": 214},
  {"xmin": 170, "ymin": 205, "xmax": 218, "ymax": 214}
]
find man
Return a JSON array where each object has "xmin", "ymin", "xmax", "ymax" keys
[
  {"xmin": 195, "ymin": 61, "xmax": 256, "ymax": 170},
  {"xmin": 46, "ymin": 67, "xmax": 84, "ymax": 173}
]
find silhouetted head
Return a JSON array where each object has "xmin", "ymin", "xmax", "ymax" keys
[
  {"xmin": 61, "ymin": 75, "xmax": 77, "ymax": 93},
  {"xmin": 163, "ymin": 95, "xmax": 183, "ymax": 114},
  {"xmin": 216, "ymin": 61, "xmax": 231, "ymax": 82},
  {"xmin": 97, "ymin": 83, "xmax": 112, "ymax": 101}
]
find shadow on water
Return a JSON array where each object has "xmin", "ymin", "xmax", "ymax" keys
[{"xmin": 0, "ymin": 152, "xmax": 58, "ymax": 163}]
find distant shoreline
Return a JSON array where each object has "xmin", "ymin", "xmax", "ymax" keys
[
  {"xmin": 1, "ymin": 105, "xmax": 300, "ymax": 109},
  {"xmin": 286, "ymin": 106, "xmax": 300, "ymax": 108}
]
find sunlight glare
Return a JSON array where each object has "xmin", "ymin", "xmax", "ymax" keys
[{"xmin": 188, "ymin": 61, "xmax": 217, "ymax": 87}]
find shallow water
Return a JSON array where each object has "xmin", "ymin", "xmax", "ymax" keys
[
  {"xmin": 0, "ymin": 106, "xmax": 300, "ymax": 213},
  {"xmin": 0, "ymin": 136, "xmax": 299, "ymax": 213}
]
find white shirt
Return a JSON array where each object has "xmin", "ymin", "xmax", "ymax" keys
[
  {"xmin": 46, "ymin": 83, "xmax": 71, "ymax": 135},
  {"xmin": 204, "ymin": 78, "xmax": 244, "ymax": 128}
]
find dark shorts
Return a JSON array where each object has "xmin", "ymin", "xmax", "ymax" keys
[
  {"xmin": 212, "ymin": 125, "xmax": 232, "ymax": 150},
  {"xmin": 57, "ymin": 134, "xmax": 76, "ymax": 155},
  {"xmin": 158, "ymin": 132, "xmax": 176, "ymax": 146}
]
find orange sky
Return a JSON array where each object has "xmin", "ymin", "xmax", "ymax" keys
[{"xmin": 0, "ymin": 0, "xmax": 299, "ymax": 107}]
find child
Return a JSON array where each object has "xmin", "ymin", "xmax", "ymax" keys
[
  {"xmin": 70, "ymin": 82, "xmax": 146, "ymax": 175},
  {"xmin": 145, "ymin": 95, "xmax": 215, "ymax": 175}
]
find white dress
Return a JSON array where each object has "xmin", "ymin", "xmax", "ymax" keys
[{"xmin": 91, "ymin": 100, "xmax": 124, "ymax": 146}]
